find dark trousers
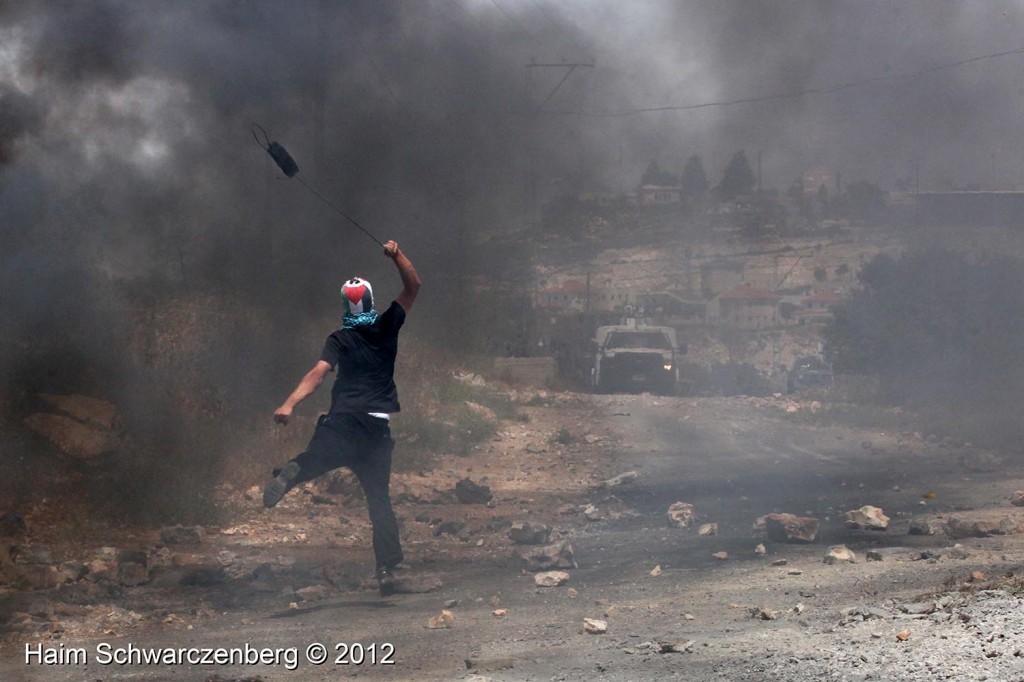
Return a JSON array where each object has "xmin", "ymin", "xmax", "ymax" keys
[{"xmin": 287, "ymin": 412, "xmax": 402, "ymax": 570}]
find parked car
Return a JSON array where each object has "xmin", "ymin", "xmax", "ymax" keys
[{"xmin": 787, "ymin": 356, "xmax": 834, "ymax": 393}]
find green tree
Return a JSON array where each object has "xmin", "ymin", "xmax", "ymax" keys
[
  {"xmin": 640, "ymin": 160, "xmax": 678, "ymax": 187},
  {"xmin": 716, "ymin": 150, "xmax": 755, "ymax": 200},
  {"xmin": 825, "ymin": 250, "xmax": 1024, "ymax": 433},
  {"xmin": 680, "ymin": 154, "xmax": 709, "ymax": 199}
]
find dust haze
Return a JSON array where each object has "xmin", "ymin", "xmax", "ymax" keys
[{"xmin": 2, "ymin": 0, "xmax": 1024, "ymax": 516}]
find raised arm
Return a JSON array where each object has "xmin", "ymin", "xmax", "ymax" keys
[
  {"xmin": 383, "ymin": 240, "xmax": 421, "ymax": 312},
  {"xmin": 273, "ymin": 360, "xmax": 333, "ymax": 425}
]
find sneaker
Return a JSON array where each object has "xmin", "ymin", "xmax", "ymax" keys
[
  {"xmin": 263, "ymin": 461, "xmax": 300, "ymax": 508},
  {"xmin": 376, "ymin": 566, "xmax": 397, "ymax": 597}
]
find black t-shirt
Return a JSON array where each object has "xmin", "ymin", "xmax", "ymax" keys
[{"xmin": 319, "ymin": 300, "xmax": 406, "ymax": 414}]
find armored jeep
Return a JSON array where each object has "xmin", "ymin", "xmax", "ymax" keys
[{"xmin": 591, "ymin": 321, "xmax": 681, "ymax": 395}]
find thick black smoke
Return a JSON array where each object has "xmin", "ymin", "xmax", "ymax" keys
[{"xmin": 2, "ymin": 1, "xmax": 1023, "ymax": 516}]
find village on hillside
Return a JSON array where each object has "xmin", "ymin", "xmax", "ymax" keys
[{"xmin": 485, "ymin": 153, "xmax": 1024, "ymax": 393}]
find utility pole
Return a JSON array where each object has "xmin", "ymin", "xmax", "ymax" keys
[{"xmin": 523, "ymin": 60, "xmax": 594, "ymax": 229}]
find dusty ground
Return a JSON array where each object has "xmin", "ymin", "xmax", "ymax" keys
[{"xmin": 3, "ymin": 387, "xmax": 1024, "ymax": 681}]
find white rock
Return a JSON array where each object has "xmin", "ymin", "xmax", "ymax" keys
[
  {"xmin": 824, "ymin": 545, "xmax": 857, "ymax": 564},
  {"xmin": 534, "ymin": 571, "xmax": 570, "ymax": 587},
  {"xmin": 667, "ymin": 502, "xmax": 695, "ymax": 528}
]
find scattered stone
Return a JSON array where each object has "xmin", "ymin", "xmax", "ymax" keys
[
  {"xmin": 567, "ymin": 588, "xmax": 578, "ymax": 597},
  {"xmin": 464, "ymin": 401, "xmax": 497, "ymax": 421},
  {"xmin": 969, "ymin": 571, "xmax": 986, "ymax": 583},
  {"xmin": 295, "ymin": 585, "xmax": 333, "ymax": 602},
  {"xmin": 433, "ymin": 520, "xmax": 466, "ymax": 537},
  {"xmin": 583, "ymin": 504, "xmax": 604, "ymax": 522},
  {"xmin": 465, "ymin": 657, "xmax": 514, "ymax": 671},
  {"xmin": 507, "ymin": 521, "xmax": 551, "ymax": 545},
  {"xmin": 118, "ymin": 562, "xmax": 150, "ymax": 587},
  {"xmin": 583, "ymin": 618, "xmax": 607, "ymax": 634},
  {"xmin": 896, "ymin": 629, "xmax": 911, "ymax": 642},
  {"xmin": 10, "ymin": 545, "xmax": 54, "ymax": 565},
  {"xmin": 58, "ymin": 561, "xmax": 86, "ymax": 584},
  {"xmin": 599, "ymin": 471, "xmax": 638, "ymax": 489},
  {"xmin": 2, "ymin": 564, "xmax": 60, "ymax": 591},
  {"xmin": 752, "ymin": 607, "xmax": 778, "ymax": 620},
  {"xmin": 793, "ymin": 603, "xmax": 806, "ymax": 615},
  {"xmin": 667, "ymin": 502, "xmax": 695, "ymax": 528},
  {"xmin": 959, "ymin": 451, "xmax": 1002, "ymax": 472},
  {"xmin": 455, "ymin": 478, "xmax": 492, "ymax": 505},
  {"xmin": 658, "ymin": 640, "xmax": 695, "ymax": 654},
  {"xmin": 946, "ymin": 514, "xmax": 1020, "ymax": 539},
  {"xmin": 698, "ymin": 523, "xmax": 718, "ymax": 536},
  {"xmin": 444, "ymin": 599, "xmax": 459, "ymax": 608},
  {"xmin": 762, "ymin": 513, "xmax": 819, "ymax": 543},
  {"xmin": 492, "ymin": 609, "xmax": 507, "ymax": 617},
  {"xmin": 1011, "ymin": 491, "xmax": 1024, "ymax": 507},
  {"xmin": 908, "ymin": 519, "xmax": 944, "ymax": 536},
  {"xmin": 160, "ymin": 526, "xmax": 205, "ymax": 545},
  {"xmin": 772, "ymin": 559, "xmax": 787, "ymax": 567},
  {"xmin": 845, "ymin": 505, "xmax": 890, "ymax": 530},
  {"xmin": 518, "ymin": 540, "xmax": 576, "ymax": 571},
  {"xmin": 649, "ymin": 565, "xmax": 662, "ymax": 577},
  {"xmin": 84, "ymin": 559, "xmax": 117, "ymax": 583},
  {"xmin": 712, "ymin": 551, "xmax": 728, "ymax": 560},
  {"xmin": 754, "ymin": 543, "xmax": 766, "ymax": 555},
  {"xmin": 824, "ymin": 545, "xmax": 857, "ymax": 564},
  {"xmin": 23, "ymin": 396, "xmax": 121, "ymax": 460},
  {"xmin": 426, "ymin": 610, "xmax": 455, "ymax": 629},
  {"xmin": 534, "ymin": 571, "xmax": 570, "ymax": 587},
  {"xmin": 866, "ymin": 550, "xmax": 884, "ymax": 562},
  {"xmin": 899, "ymin": 601, "xmax": 936, "ymax": 615},
  {"xmin": 37, "ymin": 393, "xmax": 120, "ymax": 430}
]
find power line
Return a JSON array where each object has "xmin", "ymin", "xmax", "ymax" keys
[{"xmin": 539, "ymin": 45, "xmax": 1024, "ymax": 118}]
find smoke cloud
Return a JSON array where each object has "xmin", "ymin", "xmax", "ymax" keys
[{"xmin": 2, "ymin": 0, "xmax": 1023, "ymax": 514}]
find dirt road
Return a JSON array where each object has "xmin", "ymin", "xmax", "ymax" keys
[{"xmin": 3, "ymin": 392, "xmax": 1024, "ymax": 681}]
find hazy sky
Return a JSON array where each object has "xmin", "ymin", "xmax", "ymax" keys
[{"xmin": 2, "ymin": 0, "xmax": 1024, "ymax": 302}]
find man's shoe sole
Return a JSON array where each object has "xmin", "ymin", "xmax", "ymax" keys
[{"xmin": 263, "ymin": 461, "xmax": 300, "ymax": 508}]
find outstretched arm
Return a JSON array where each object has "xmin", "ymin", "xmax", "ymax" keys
[
  {"xmin": 273, "ymin": 360, "xmax": 333, "ymax": 425},
  {"xmin": 383, "ymin": 240, "xmax": 421, "ymax": 312}
]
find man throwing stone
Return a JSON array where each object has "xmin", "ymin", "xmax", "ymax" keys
[{"xmin": 264, "ymin": 240, "xmax": 420, "ymax": 596}]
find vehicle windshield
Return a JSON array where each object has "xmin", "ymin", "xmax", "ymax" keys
[{"xmin": 606, "ymin": 331, "xmax": 672, "ymax": 350}]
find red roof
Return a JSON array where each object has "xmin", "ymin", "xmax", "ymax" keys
[{"xmin": 718, "ymin": 284, "xmax": 782, "ymax": 301}]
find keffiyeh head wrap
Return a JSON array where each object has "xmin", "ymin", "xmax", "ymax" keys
[{"xmin": 341, "ymin": 277, "xmax": 377, "ymax": 329}]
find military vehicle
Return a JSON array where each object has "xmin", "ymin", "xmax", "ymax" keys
[{"xmin": 591, "ymin": 320, "xmax": 682, "ymax": 395}]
